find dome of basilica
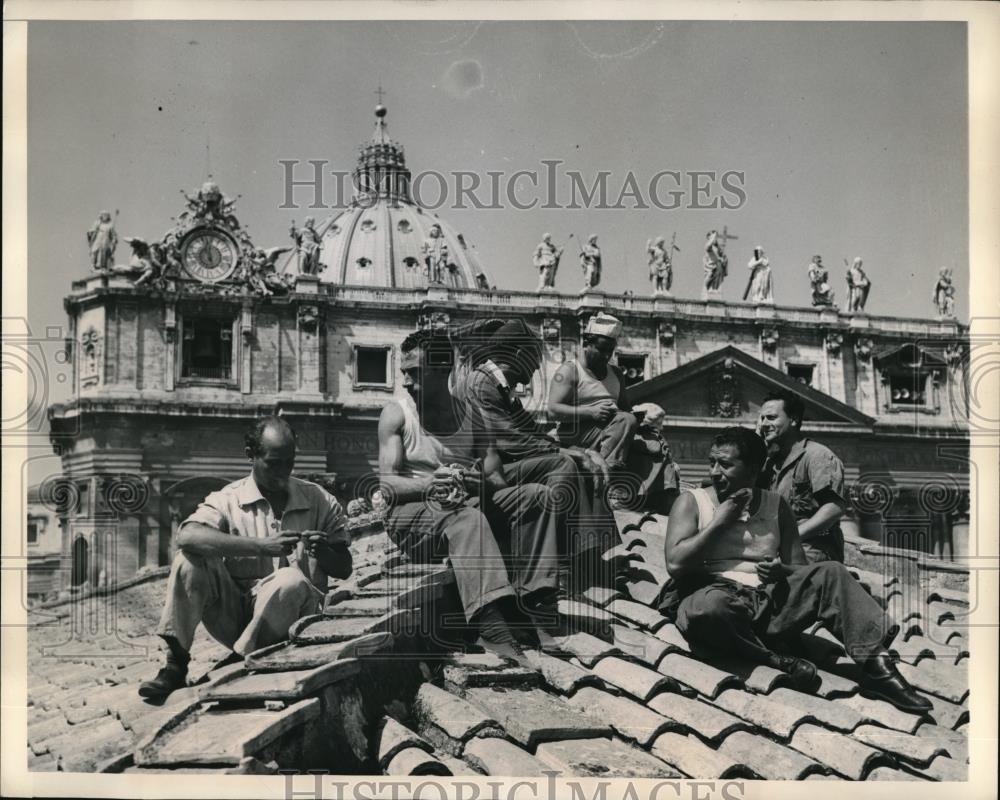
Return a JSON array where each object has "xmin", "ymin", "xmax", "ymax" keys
[{"xmin": 287, "ymin": 106, "xmax": 492, "ymax": 291}]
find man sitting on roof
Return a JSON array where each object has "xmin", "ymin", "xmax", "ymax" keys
[
  {"xmin": 662, "ymin": 426, "xmax": 931, "ymax": 714},
  {"xmin": 624, "ymin": 402, "xmax": 682, "ymax": 515},
  {"xmin": 377, "ymin": 329, "xmax": 561, "ymax": 659},
  {"xmin": 139, "ymin": 416, "xmax": 353, "ymax": 700},
  {"xmin": 462, "ymin": 318, "xmax": 620, "ymax": 601},
  {"xmin": 548, "ymin": 312, "xmax": 638, "ymax": 470}
]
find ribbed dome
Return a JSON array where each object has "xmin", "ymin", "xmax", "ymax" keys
[{"xmin": 287, "ymin": 105, "xmax": 492, "ymax": 291}]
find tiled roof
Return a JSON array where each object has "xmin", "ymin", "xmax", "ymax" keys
[{"xmin": 26, "ymin": 514, "xmax": 970, "ymax": 780}]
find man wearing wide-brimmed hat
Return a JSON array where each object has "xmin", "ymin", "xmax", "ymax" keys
[
  {"xmin": 548, "ymin": 312, "xmax": 638, "ymax": 471},
  {"xmin": 462, "ymin": 319, "xmax": 621, "ymax": 604}
]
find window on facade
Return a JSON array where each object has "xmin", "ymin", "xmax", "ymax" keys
[
  {"xmin": 616, "ymin": 354, "xmax": 647, "ymax": 388},
  {"xmin": 181, "ymin": 316, "xmax": 234, "ymax": 381},
  {"xmin": 888, "ymin": 373, "xmax": 926, "ymax": 406},
  {"xmin": 787, "ymin": 364, "xmax": 814, "ymax": 386},
  {"xmin": 354, "ymin": 346, "xmax": 391, "ymax": 388},
  {"xmin": 27, "ymin": 521, "xmax": 38, "ymax": 545}
]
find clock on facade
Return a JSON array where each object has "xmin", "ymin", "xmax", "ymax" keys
[{"xmin": 180, "ymin": 228, "xmax": 240, "ymax": 282}]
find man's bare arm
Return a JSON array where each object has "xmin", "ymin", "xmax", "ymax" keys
[{"xmin": 377, "ymin": 402, "xmax": 433, "ymax": 504}]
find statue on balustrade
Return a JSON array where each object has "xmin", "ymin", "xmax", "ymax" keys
[
  {"xmin": 580, "ymin": 234, "xmax": 602, "ymax": 290},
  {"xmin": 121, "ymin": 237, "xmax": 161, "ymax": 286},
  {"xmin": 808, "ymin": 255, "xmax": 835, "ymax": 306},
  {"xmin": 290, "ymin": 217, "xmax": 323, "ymax": 275},
  {"xmin": 743, "ymin": 246, "xmax": 774, "ymax": 304},
  {"xmin": 421, "ymin": 223, "xmax": 452, "ymax": 284},
  {"xmin": 845, "ymin": 257, "xmax": 872, "ymax": 313},
  {"xmin": 533, "ymin": 232, "xmax": 564, "ymax": 291},
  {"xmin": 87, "ymin": 210, "xmax": 118, "ymax": 271},
  {"xmin": 647, "ymin": 234, "xmax": 678, "ymax": 294},
  {"xmin": 933, "ymin": 267, "xmax": 956, "ymax": 318},
  {"xmin": 703, "ymin": 230, "xmax": 728, "ymax": 294}
]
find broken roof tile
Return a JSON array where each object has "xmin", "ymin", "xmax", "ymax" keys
[
  {"xmin": 714, "ymin": 688, "xmax": 817, "ymax": 740},
  {"xmin": 646, "ymin": 692, "xmax": 751, "ymax": 743},
  {"xmin": 852, "ymin": 724, "xmax": 950, "ymax": 767},
  {"xmin": 591, "ymin": 656, "xmax": 677, "ymax": 702},
  {"xmin": 896, "ymin": 660, "xmax": 968, "ymax": 704},
  {"xmin": 377, "ymin": 716, "xmax": 433, "ymax": 770},
  {"xmin": 657, "ymin": 653, "xmax": 742, "ymax": 699},
  {"xmin": 789, "ymin": 723, "xmax": 887, "ymax": 779},
  {"xmin": 245, "ymin": 632, "xmax": 394, "ymax": 672},
  {"xmin": 833, "ymin": 694, "xmax": 923, "ymax": 733},
  {"xmin": 384, "ymin": 746, "xmax": 452, "ymax": 776},
  {"xmin": 535, "ymin": 736, "xmax": 681, "ymax": 778},
  {"xmin": 567, "ymin": 687, "xmax": 677, "ymax": 747},
  {"xmin": 414, "ymin": 684, "xmax": 504, "ymax": 749},
  {"xmin": 650, "ymin": 731, "xmax": 756, "ymax": 779},
  {"xmin": 463, "ymin": 687, "xmax": 611, "ymax": 749},
  {"xmin": 719, "ymin": 730, "xmax": 825, "ymax": 780},
  {"xmin": 462, "ymin": 737, "xmax": 548, "ymax": 777},
  {"xmin": 440, "ymin": 653, "xmax": 541, "ymax": 691},
  {"xmin": 607, "ymin": 599, "xmax": 668, "ymax": 631},
  {"xmin": 768, "ymin": 688, "xmax": 865, "ymax": 732},
  {"xmin": 524, "ymin": 651, "xmax": 600, "ymax": 695}
]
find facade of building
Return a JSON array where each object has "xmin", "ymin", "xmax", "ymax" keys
[{"xmin": 44, "ymin": 106, "xmax": 970, "ymax": 590}]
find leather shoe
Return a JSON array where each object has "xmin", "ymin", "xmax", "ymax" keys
[
  {"xmin": 861, "ymin": 656, "xmax": 932, "ymax": 716},
  {"xmin": 771, "ymin": 654, "xmax": 822, "ymax": 693},
  {"xmin": 138, "ymin": 664, "xmax": 188, "ymax": 700}
]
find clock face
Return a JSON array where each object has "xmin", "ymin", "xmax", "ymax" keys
[{"xmin": 181, "ymin": 229, "xmax": 239, "ymax": 282}]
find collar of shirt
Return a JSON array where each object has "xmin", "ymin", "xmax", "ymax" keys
[
  {"xmin": 772, "ymin": 437, "xmax": 810, "ymax": 478},
  {"xmin": 233, "ymin": 474, "xmax": 311, "ymax": 514},
  {"xmin": 481, "ymin": 359, "xmax": 510, "ymax": 390}
]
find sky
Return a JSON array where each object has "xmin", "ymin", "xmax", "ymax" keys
[{"xmin": 26, "ymin": 20, "xmax": 968, "ymax": 342}]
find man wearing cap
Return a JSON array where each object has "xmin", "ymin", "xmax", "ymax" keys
[
  {"xmin": 548, "ymin": 312, "xmax": 638, "ymax": 471},
  {"xmin": 463, "ymin": 319, "xmax": 621, "ymax": 600}
]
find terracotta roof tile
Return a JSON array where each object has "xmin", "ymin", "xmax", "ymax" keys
[
  {"xmin": 646, "ymin": 692, "xmax": 751, "ymax": 743},
  {"xmin": 567, "ymin": 686, "xmax": 677, "ymax": 747},
  {"xmin": 714, "ymin": 688, "xmax": 818, "ymax": 740},
  {"xmin": 657, "ymin": 653, "xmax": 742, "ymax": 699},
  {"xmin": 245, "ymin": 631, "xmax": 394, "ymax": 672},
  {"xmin": 705, "ymin": 658, "xmax": 788, "ymax": 694},
  {"xmin": 384, "ymin": 746, "xmax": 452, "ymax": 776},
  {"xmin": 852, "ymin": 724, "xmax": 950, "ymax": 766},
  {"xmin": 607, "ymin": 599, "xmax": 668, "ymax": 631},
  {"xmin": 896, "ymin": 660, "xmax": 968, "ymax": 704},
  {"xmin": 652, "ymin": 622, "xmax": 692, "ymax": 653},
  {"xmin": 768, "ymin": 687, "xmax": 865, "ymax": 732},
  {"xmin": 896, "ymin": 633, "xmax": 969, "ymax": 665},
  {"xmin": 813, "ymin": 668, "xmax": 859, "ymax": 698},
  {"xmin": 913, "ymin": 723, "xmax": 969, "ymax": 763},
  {"xmin": 463, "ymin": 687, "xmax": 612, "ymax": 749},
  {"xmin": 414, "ymin": 684, "xmax": 504, "ymax": 751},
  {"xmin": 592, "ymin": 656, "xmax": 678, "ymax": 701},
  {"xmin": 462, "ymin": 736, "xmax": 549, "ymax": 776},
  {"xmin": 926, "ymin": 588, "xmax": 969, "ymax": 607},
  {"xmin": 524, "ymin": 650, "xmax": 600, "ymax": 695},
  {"xmin": 788, "ymin": 722, "xmax": 887, "ymax": 779},
  {"xmin": 650, "ymin": 731, "xmax": 757, "ymax": 779},
  {"xmin": 926, "ymin": 600, "xmax": 958, "ymax": 626},
  {"xmin": 377, "ymin": 716, "xmax": 433, "ymax": 769},
  {"xmin": 833, "ymin": 694, "xmax": 923, "ymax": 733},
  {"xmin": 440, "ymin": 652, "xmax": 542, "ymax": 691},
  {"xmin": 920, "ymin": 692, "xmax": 970, "ymax": 730},
  {"xmin": 200, "ymin": 660, "xmax": 360, "ymax": 702},
  {"xmin": 911, "ymin": 754, "xmax": 968, "ymax": 782},
  {"xmin": 581, "ymin": 587, "xmax": 621, "ymax": 607},
  {"xmin": 621, "ymin": 575, "xmax": 664, "ymax": 606},
  {"xmin": 866, "ymin": 766, "xmax": 928, "ymax": 781},
  {"xmin": 550, "ymin": 631, "xmax": 622, "ymax": 667},
  {"xmin": 719, "ymin": 730, "xmax": 825, "ymax": 779},
  {"xmin": 611, "ymin": 624, "xmax": 671, "ymax": 668},
  {"xmin": 535, "ymin": 736, "xmax": 681, "ymax": 778}
]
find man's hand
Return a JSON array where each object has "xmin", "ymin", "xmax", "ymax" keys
[
  {"xmin": 587, "ymin": 400, "xmax": 618, "ymax": 425},
  {"xmin": 756, "ymin": 557, "xmax": 789, "ymax": 585},
  {"xmin": 430, "ymin": 466, "xmax": 469, "ymax": 509},
  {"xmin": 712, "ymin": 488, "xmax": 752, "ymax": 526},
  {"xmin": 257, "ymin": 532, "xmax": 302, "ymax": 557}
]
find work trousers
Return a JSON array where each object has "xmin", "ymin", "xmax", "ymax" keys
[
  {"xmin": 385, "ymin": 484, "xmax": 559, "ymax": 622},
  {"xmin": 502, "ymin": 452, "xmax": 621, "ymax": 589},
  {"xmin": 559, "ymin": 411, "xmax": 638, "ymax": 469},
  {"xmin": 675, "ymin": 562, "xmax": 897, "ymax": 665},
  {"xmin": 156, "ymin": 552, "xmax": 323, "ymax": 656},
  {"xmin": 801, "ymin": 530, "xmax": 846, "ymax": 564}
]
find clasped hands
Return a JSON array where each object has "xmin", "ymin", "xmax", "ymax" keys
[
  {"xmin": 257, "ymin": 530, "xmax": 339, "ymax": 557},
  {"xmin": 430, "ymin": 464, "xmax": 476, "ymax": 509}
]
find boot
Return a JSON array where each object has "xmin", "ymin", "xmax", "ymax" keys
[
  {"xmin": 860, "ymin": 654, "xmax": 932, "ymax": 716},
  {"xmin": 472, "ymin": 601, "xmax": 530, "ymax": 667},
  {"xmin": 769, "ymin": 654, "xmax": 822, "ymax": 693},
  {"xmin": 138, "ymin": 663, "xmax": 188, "ymax": 700}
]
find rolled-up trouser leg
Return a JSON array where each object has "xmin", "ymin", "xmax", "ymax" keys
[
  {"xmin": 676, "ymin": 581, "xmax": 777, "ymax": 664},
  {"xmin": 487, "ymin": 484, "xmax": 560, "ymax": 597},
  {"xmin": 594, "ymin": 411, "xmax": 639, "ymax": 468},
  {"xmin": 156, "ymin": 551, "xmax": 251, "ymax": 652},
  {"xmin": 234, "ymin": 567, "xmax": 323, "ymax": 656},
  {"xmin": 763, "ymin": 562, "xmax": 897, "ymax": 662},
  {"xmin": 386, "ymin": 501, "xmax": 515, "ymax": 622}
]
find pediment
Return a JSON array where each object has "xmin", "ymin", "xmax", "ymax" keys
[{"xmin": 626, "ymin": 345, "xmax": 874, "ymax": 429}]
